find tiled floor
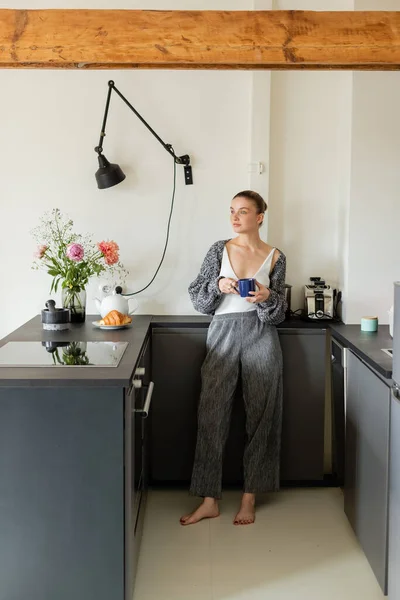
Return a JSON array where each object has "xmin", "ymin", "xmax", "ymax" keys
[{"xmin": 134, "ymin": 487, "xmax": 385, "ymax": 600}]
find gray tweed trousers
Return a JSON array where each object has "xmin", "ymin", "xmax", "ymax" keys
[{"xmin": 190, "ymin": 311, "xmax": 283, "ymax": 499}]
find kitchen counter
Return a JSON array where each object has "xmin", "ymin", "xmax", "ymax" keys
[
  {"xmin": 0, "ymin": 314, "xmax": 328, "ymax": 387},
  {"xmin": 0, "ymin": 314, "xmax": 152, "ymax": 387},
  {"xmin": 330, "ymin": 323, "xmax": 393, "ymax": 380},
  {"xmin": 0, "ymin": 314, "xmax": 392, "ymax": 385}
]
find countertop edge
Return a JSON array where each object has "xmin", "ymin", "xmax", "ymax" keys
[
  {"xmin": 330, "ymin": 325, "xmax": 392, "ymax": 381},
  {"xmin": 0, "ymin": 315, "xmax": 393, "ymax": 385}
]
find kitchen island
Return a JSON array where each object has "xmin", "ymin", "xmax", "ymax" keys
[
  {"xmin": 0, "ymin": 314, "xmax": 393, "ymax": 600},
  {"xmin": 0, "ymin": 315, "xmax": 153, "ymax": 600}
]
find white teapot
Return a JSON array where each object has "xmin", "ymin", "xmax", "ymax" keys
[{"xmin": 95, "ymin": 286, "xmax": 138, "ymax": 318}]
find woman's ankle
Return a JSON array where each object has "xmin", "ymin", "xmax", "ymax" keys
[
  {"xmin": 203, "ymin": 496, "xmax": 219, "ymax": 505},
  {"xmin": 242, "ymin": 492, "xmax": 256, "ymax": 504}
]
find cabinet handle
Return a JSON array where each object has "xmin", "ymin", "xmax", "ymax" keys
[
  {"xmin": 343, "ymin": 348, "xmax": 348, "ymax": 425},
  {"xmin": 135, "ymin": 381, "xmax": 154, "ymax": 418},
  {"xmin": 343, "ymin": 347, "xmax": 348, "ymax": 370}
]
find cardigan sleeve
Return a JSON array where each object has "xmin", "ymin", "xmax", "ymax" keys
[
  {"xmin": 255, "ymin": 251, "xmax": 287, "ymax": 325},
  {"xmin": 188, "ymin": 241, "xmax": 225, "ymax": 315}
]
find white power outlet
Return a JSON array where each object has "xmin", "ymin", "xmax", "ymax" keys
[
  {"xmin": 98, "ymin": 281, "xmax": 125, "ymax": 295},
  {"xmin": 247, "ymin": 162, "xmax": 264, "ymax": 174}
]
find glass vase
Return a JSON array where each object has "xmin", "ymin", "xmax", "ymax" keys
[{"xmin": 62, "ymin": 287, "xmax": 86, "ymax": 323}]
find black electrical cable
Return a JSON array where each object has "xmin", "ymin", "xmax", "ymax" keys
[{"xmin": 122, "ymin": 159, "xmax": 177, "ymax": 296}]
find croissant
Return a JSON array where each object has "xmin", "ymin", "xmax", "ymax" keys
[{"xmin": 99, "ymin": 310, "xmax": 132, "ymax": 326}]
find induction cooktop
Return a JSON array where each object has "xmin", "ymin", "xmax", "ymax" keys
[{"xmin": 0, "ymin": 341, "xmax": 128, "ymax": 367}]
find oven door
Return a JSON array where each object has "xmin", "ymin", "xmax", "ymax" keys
[
  {"xmin": 132, "ymin": 381, "xmax": 154, "ymax": 532},
  {"xmin": 131, "ymin": 336, "xmax": 153, "ymax": 538}
]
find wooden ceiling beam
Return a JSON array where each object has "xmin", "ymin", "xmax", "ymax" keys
[{"xmin": 1, "ymin": 9, "xmax": 400, "ymax": 70}]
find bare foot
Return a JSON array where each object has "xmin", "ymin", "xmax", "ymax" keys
[
  {"xmin": 180, "ymin": 498, "xmax": 220, "ymax": 526},
  {"xmin": 233, "ymin": 493, "xmax": 255, "ymax": 526}
]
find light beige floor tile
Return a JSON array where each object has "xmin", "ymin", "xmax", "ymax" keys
[
  {"xmin": 211, "ymin": 545, "xmax": 384, "ymax": 599},
  {"xmin": 137, "ymin": 544, "xmax": 211, "ymax": 585},
  {"xmin": 134, "ymin": 488, "xmax": 385, "ymax": 600},
  {"xmin": 134, "ymin": 581, "xmax": 213, "ymax": 600},
  {"xmin": 211, "ymin": 554, "xmax": 384, "ymax": 600}
]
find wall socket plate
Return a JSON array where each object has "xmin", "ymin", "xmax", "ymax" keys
[
  {"xmin": 247, "ymin": 161, "xmax": 264, "ymax": 174},
  {"xmin": 98, "ymin": 281, "xmax": 123, "ymax": 295}
]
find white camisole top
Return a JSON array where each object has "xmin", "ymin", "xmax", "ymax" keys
[{"xmin": 215, "ymin": 245, "xmax": 276, "ymax": 315}]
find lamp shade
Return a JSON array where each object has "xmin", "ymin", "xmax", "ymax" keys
[{"xmin": 95, "ymin": 154, "xmax": 126, "ymax": 189}]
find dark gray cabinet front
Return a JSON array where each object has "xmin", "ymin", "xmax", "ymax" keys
[
  {"xmin": 150, "ymin": 326, "xmax": 327, "ymax": 485},
  {"xmin": 0, "ymin": 386, "xmax": 125, "ymax": 600},
  {"xmin": 150, "ymin": 328, "xmax": 207, "ymax": 483},
  {"xmin": 344, "ymin": 350, "xmax": 390, "ymax": 594},
  {"xmin": 279, "ymin": 330, "xmax": 326, "ymax": 481},
  {"xmin": 389, "ymin": 389, "xmax": 400, "ymax": 599}
]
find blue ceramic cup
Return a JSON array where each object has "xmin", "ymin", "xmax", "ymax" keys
[{"xmin": 238, "ymin": 278, "xmax": 256, "ymax": 298}]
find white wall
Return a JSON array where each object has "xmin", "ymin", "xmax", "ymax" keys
[
  {"xmin": 268, "ymin": 0, "xmax": 400, "ymax": 322},
  {"xmin": 355, "ymin": 0, "xmax": 400, "ymax": 8},
  {"xmin": 344, "ymin": 0, "xmax": 400, "ymax": 322},
  {"xmin": 0, "ymin": 1, "xmax": 266, "ymax": 340},
  {"xmin": 268, "ymin": 70, "xmax": 353, "ymax": 312},
  {"xmin": 272, "ymin": 0, "xmax": 354, "ymax": 9},
  {"xmin": 345, "ymin": 73, "xmax": 400, "ymax": 323}
]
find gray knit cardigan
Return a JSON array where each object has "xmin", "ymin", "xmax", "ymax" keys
[{"xmin": 188, "ymin": 240, "xmax": 287, "ymax": 325}]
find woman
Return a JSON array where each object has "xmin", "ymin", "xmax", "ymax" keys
[{"xmin": 180, "ymin": 190, "xmax": 287, "ymax": 527}]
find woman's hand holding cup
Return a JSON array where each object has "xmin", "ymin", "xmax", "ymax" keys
[
  {"xmin": 246, "ymin": 280, "xmax": 271, "ymax": 303},
  {"xmin": 219, "ymin": 277, "xmax": 239, "ymax": 295}
]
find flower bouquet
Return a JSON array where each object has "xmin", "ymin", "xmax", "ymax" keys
[{"xmin": 32, "ymin": 208, "xmax": 128, "ymax": 322}]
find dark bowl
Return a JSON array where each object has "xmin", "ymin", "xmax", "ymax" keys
[{"xmin": 41, "ymin": 308, "xmax": 71, "ymax": 325}]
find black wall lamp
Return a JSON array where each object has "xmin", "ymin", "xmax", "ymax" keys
[{"xmin": 95, "ymin": 80, "xmax": 193, "ymax": 189}]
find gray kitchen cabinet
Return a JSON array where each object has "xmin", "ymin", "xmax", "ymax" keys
[
  {"xmin": 0, "ymin": 386, "xmax": 127, "ymax": 600},
  {"xmin": 344, "ymin": 350, "xmax": 390, "ymax": 594},
  {"xmin": 279, "ymin": 330, "xmax": 326, "ymax": 481},
  {"xmin": 389, "ymin": 389, "xmax": 400, "ymax": 599},
  {"xmin": 0, "ymin": 379, "xmax": 153, "ymax": 600},
  {"xmin": 150, "ymin": 326, "xmax": 326, "ymax": 485},
  {"xmin": 150, "ymin": 328, "xmax": 208, "ymax": 483}
]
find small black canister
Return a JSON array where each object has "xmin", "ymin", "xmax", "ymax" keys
[{"xmin": 41, "ymin": 300, "xmax": 71, "ymax": 331}]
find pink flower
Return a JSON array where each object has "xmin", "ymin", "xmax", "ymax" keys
[
  {"xmin": 34, "ymin": 244, "xmax": 48, "ymax": 259},
  {"xmin": 97, "ymin": 240, "xmax": 119, "ymax": 266},
  {"xmin": 66, "ymin": 243, "xmax": 84, "ymax": 262}
]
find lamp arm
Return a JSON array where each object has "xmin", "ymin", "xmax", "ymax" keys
[
  {"xmin": 95, "ymin": 80, "xmax": 190, "ymax": 166},
  {"xmin": 95, "ymin": 81, "xmax": 113, "ymax": 154}
]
